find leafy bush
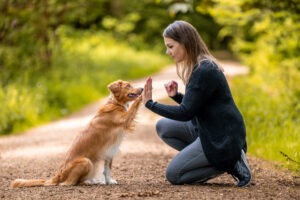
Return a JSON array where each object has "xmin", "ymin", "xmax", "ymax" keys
[{"xmin": 0, "ymin": 30, "xmax": 170, "ymax": 135}]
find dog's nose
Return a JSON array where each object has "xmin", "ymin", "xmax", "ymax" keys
[{"xmin": 139, "ymin": 88, "xmax": 144, "ymax": 93}]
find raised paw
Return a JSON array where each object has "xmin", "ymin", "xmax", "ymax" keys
[{"xmin": 137, "ymin": 94, "xmax": 143, "ymax": 101}]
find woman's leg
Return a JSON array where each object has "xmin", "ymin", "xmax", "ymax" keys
[
  {"xmin": 166, "ymin": 137, "xmax": 223, "ymax": 185},
  {"xmin": 156, "ymin": 118, "xmax": 198, "ymax": 151},
  {"xmin": 156, "ymin": 118, "xmax": 223, "ymax": 184}
]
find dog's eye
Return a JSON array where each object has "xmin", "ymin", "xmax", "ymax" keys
[{"xmin": 125, "ymin": 85, "xmax": 131, "ymax": 89}]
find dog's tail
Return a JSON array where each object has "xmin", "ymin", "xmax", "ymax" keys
[{"xmin": 10, "ymin": 179, "xmax": 48, "ymax": 188}]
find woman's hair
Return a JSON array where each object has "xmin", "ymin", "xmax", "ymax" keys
[{"xmin": 163, "ymin": 20, "xmax": 219, "ymax": 84}]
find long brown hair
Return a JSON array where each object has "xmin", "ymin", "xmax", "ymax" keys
[{"xmin": 163, "ymin": 20, "xmax": 219, "ymax": 84}]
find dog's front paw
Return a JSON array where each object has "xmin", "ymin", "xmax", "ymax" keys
[
  {"xmin": 136, "ymin": 94, "xmax": 142, "ymax": 102},
  {"xmin": 106, "ymin": 178, "xmax": 118, "ymax": 185}
]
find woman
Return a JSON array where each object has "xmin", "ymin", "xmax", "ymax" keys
[{"xmin": 142, "ymin": 20, "xmax": 251, "ymax": 187}]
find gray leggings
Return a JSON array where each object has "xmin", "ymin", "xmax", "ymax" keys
[{"xmin": 156, "ymin": 118, "xmax": 223, "ymax": 185}]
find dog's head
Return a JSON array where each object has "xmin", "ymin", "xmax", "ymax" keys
[{"xmin": 108, "ymin": 80, "xmax": 143, "ymax": 103}]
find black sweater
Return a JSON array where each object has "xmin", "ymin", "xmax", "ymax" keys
[{"xmin": 145, "ymin": 60, "xmax": 246, "ymax": 172}]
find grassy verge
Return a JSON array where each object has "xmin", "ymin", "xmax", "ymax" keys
[
  {"xmin": 0, "ymin": 30, "xmax": 170, "ymax": 135},
  {"xmin": 231, "ymin": 74, "xmax": 300, "ymax": 173}
]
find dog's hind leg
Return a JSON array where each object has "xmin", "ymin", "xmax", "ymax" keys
[
  {"xmin": 103, "ymin": 158, "xmax": 117, "ymax": 185},
  {"xmin": 59, "ymin": 157, "xmax": 93, "ymax": 186}
]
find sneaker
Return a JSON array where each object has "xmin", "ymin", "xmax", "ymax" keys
[{"xmin": 231, "ymin": 150, "xmax": 252, "ymax": 187}]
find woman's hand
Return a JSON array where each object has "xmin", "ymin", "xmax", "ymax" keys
[
  {"xmin": 142, "ymin": 77, "xmax": 153, "ymax": 105},
  {"xmin": 164, "ymin": 80, "xmax": 178, "ymax": 97}
]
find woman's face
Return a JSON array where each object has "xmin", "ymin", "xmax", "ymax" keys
[{"xmin": 164, "ymin": 37, "xmax": 186, "ymax": 63}]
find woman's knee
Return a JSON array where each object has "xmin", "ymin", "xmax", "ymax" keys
[
  {"xmin": 165, "ymin": 165, "xmax": 182, "ymax": 185},
  {"xmin": 155, "ymin": 118, "xmax": 169, "ymax": 138}
]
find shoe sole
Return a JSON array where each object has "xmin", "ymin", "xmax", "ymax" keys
[{"xmin": 238, "ymin": 150, "xmax": 252, "ymax": 187}]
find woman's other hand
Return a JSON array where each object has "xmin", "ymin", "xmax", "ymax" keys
[
  {"xmin": 164, "ymin": 80, "xmax": 178, "ymax": 97},
  {"xmin": 143, "ymin": 77, "xmax": 153, "ymax": 104}
]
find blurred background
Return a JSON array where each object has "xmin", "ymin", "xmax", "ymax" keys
[{"xmin": 0, "ymin": 0, "xmax": 299, "ymax": 173}]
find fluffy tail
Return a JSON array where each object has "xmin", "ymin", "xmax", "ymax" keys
[{"xmin": 10, "ymin": 179, "xmax": 47, "ymax": 188}]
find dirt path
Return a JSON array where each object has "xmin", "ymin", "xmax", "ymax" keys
[{"xmin": 0, "ymin": 62, "xmax": 299, "ymax": 200}]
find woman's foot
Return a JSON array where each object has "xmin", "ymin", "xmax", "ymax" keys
[{"xmin": 231, "ymin": 150, "xmax": 252, "ymax": 187}]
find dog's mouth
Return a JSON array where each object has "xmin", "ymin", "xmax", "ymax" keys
[
  {"xmin": 128, "ymin": 93, "xmax": 140, "ymax": 98},
  {"xmin": 127, "ymin": 88, "xmax": 143, "ymax": 98}
]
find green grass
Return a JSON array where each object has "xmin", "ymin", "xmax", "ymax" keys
[
  {"xmin": 231, "ymin": 74, "xmax": 300, "ymax": 173},
  {"xmin": 0, "ymin": 30, "xmax": 170, "ymax": 135}
]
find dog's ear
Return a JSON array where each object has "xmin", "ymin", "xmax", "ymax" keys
[{"xmin": 108, "ymin": 80, "xmax": 123, "ymax": 97}]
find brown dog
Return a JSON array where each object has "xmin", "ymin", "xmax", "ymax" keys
[{"xmin": 11, "ymin": 80, "xmax": 143, "ymax": 188}]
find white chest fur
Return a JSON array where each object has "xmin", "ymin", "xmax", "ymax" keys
[{"xmin": 104, "ymin": 129, "xmax": 124, "ymax": 159}]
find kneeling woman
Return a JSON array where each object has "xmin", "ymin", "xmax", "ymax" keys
[{"xmin": 142, "ymin": 20, "xmax": 251, "ymax": 187}]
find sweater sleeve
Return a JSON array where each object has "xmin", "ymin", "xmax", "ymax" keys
[
  {"xmin": 170, "ymin": 92, "xmax": 184, "ymax": 104},
  {"xmin": 145, "ymin": 61, "xmax": 220, "ymax": 121}
]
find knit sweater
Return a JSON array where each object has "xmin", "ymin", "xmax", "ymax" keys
[{"xmin": 145, "ymin": 60, "xmax": 246, "ymax": 171}]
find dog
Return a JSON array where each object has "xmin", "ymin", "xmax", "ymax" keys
[{"xmin": 10, "ymin": 80, "xmax": 143, "ymax": 188}]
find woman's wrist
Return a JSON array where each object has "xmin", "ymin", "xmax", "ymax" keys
[
  {"xmin": 170, "ymin": 92, "xmax": 183, "ymax": 103},
  {"xmin": 169, "ymin": 92, "xmax": 178, "ymax": 98},
  {"xmin": 145, "ymin": 99, "xmax": 154, "ymax": 108}
]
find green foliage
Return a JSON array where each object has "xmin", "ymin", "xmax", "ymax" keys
[
  {"xmin": 0, "ymin": 0, "xmax": 220, "ymax": 84},
  {"xmin": 231, "ymin": 75, "xmax": 300, "ymax": 173},
  {"xmin": 0, "ymin": 84, "xmax": 43, "ymax": 134},
  {"xmin": 0, "ymin": 30, "xmax": 170, "ymax": 135}
]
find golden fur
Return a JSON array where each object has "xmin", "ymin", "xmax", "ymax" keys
[{"xmin": 11, "ymin": 80, "xmax": 143, "ymax": 188}]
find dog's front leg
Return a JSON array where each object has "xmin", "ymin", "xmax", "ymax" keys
[
  {"xmin": 124, "ymin": 96, "xmax": 142, "ymax": 129},
  {"xmin": 103, "ymin": 159, "xmax": 117, "ymax": 185}
]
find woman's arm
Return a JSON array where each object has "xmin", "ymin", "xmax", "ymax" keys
[
  {"xmin": 143, "ymin": 61, "xmax": 220, "ymax": 121},
  {"xmin": 170, "ymin": 92, "xmax": 184, "ymax": 104}
]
